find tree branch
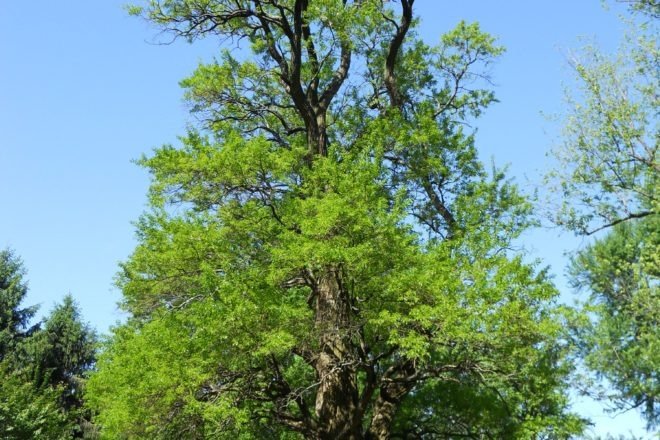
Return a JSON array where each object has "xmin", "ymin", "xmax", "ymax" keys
[
  {"xmin": 384, "ymin": 0, "xmax": 414, "ymax": 109},
  {"xmin": 586, "ymin": 211, "xmax": 655, "ymax": 235}
]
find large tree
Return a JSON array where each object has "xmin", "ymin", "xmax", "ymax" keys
[{"xmin": 88, "ymin": 1, "xmax": 585, "ymax": 438}]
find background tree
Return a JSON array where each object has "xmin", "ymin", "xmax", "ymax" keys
[
  {"xmin": 546, "ymin": 6, "xmax": 657, "ymax": 235},
  {"xmin": 24, "ymin": 295, "xmax": 97, "ymax": 410},
  {"xmin": 21, "ymin": 295, "xmax": 98, "ymax": 438},
  {"xmin": 0, "ymin": 248, "xmax": 39, "ymax": 360},
  {"xmin": 623, "ymin": 0, "xmax": 660, "ymax": 19},
  {"xmin": 570, "ymin": 216, "xmax": 659, "ymax": 428},
  {"xmin": 0, "ymin": 249, "xmax": 70, "ymax": 438},
  {"xmin": 88, "ymin": 1, "xmax": 586, "ymax": 438},
  {"xmin": 0, "ymin": 249, "xmax": 98, "ymax": 438},
  {"xmin": 547, "ymin": 2, "xmax": 658, "ymax": 431}
]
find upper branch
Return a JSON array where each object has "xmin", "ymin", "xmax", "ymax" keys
[
  {"xmin": 585, "ymin": 211, "xmax": 656, "ymax": 235},
  {"xmin": 319, "ymin": 39, "xmax": 352, "ymax": 111},
  {"xmin": 384, "ymin": 0, "xmax": 414, "ymax": 109}
]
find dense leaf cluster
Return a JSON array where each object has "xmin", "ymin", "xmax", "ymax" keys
[{"xmin": 570, "ymin": 216, "xmax": 659, "ymax": 428}]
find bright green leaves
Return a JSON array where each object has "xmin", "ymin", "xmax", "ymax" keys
[
  {"xmin": 118, "ymin": 212, "xmax": 223, "ymax": 316},
  {"xmin": 0, "ymin": 364, "xmax": 72, "ymax": 440},
  {"xmin": 138, "ymin": 129, "xmax": 304, "ymax": 211},
  {"xmin": 378, "ymin": 249, "xmax": 582, "ymax": 438},
  {"xmin": 274, "ymin": 157, "xmax": 405, "ymax": 265},
  {"xmin": 332, "ymin": 19, "xmax": 509, "ymax": 241},
  {"xmin": 440, "ymin": 20, "xmax": 504, "ymax": 59},
  {"xmin": 91, "ymin": 298, "xmax": 251, "ymax": 437},
  {"xmin": 92, "ymin": 1, "xmax": 589, "ymax": 437},
  {"xmin": 370, "ymin": 241, "xmax": 562, "ymax": 362},
  {"xmin": 434, "ymin": 20, "xmax": 504, "ymax": 119},
  {"xmin": 88, "ymin": 302, "xmax": 231, "ymax": 438},
  {"xmin": 99, "ymin": 139, "xmax": 580, "ymax": 436},
  {"xmin": 180, "ymin": 52, "xmax": 305, "ymax": 146},
  {"xmin": 89, "ymin": 290, "xmax": 311, "ymax": 438}
]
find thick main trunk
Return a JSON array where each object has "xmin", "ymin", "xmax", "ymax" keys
[
  {"xmin": 314, "ymin": 270, "xmax": 361, "ymax": 439},
  {"xmin": 306, "ymin": 112, "xmax": 329, "ymax": 158}
]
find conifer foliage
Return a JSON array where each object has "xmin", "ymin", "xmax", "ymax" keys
[
  {"xmin": 0, "ymin": 249, "xmax": 97, "ymax": 439},
  {"xmin": 0, "ymin": 249, "xmax": 39, "ymax": 361}
]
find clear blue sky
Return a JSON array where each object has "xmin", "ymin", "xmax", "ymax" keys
[{"xmin": 0, "ymin": 1, "xmax": 652, "ymax": 437}]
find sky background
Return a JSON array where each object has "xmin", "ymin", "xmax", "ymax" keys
[{"xmin": 0, "ymin": 1, "xmax": 654, "ymax": 437}]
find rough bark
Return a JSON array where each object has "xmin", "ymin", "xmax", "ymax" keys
[
  {"xmin": 365, "ymin": 361, "xmax": 416, "ymax": 440},
  {"xmin": 313, "ymin": 270, "xmax": 362, "ymax": 439},
  {"xmin": 383, "ymin": 0, "xmax": 414, "ymax": 109}
]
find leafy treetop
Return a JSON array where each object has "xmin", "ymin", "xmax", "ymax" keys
[{"xmin": 88, "ymin": 2, "xmax": 586, "ymax": 439}]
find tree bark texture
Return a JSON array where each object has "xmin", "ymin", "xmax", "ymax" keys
[{"xmin": 313, "ymin": 271, "xmax": 363, "ymax": 439}]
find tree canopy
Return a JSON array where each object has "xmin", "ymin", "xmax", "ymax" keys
[
  {"xmin": 88, "ymin": 1, "xmax": 586, "ymax": 438},
  {"xmin": 570, "ymin": 215, "xmax": 659, "ymax": 428},
  {"xmin": 24, "ymin": 295, "xmax": 97, "ymax": 412},
  {"xmin": 0, "ymin": 249, "xmax": 39, "ymax": 361}
]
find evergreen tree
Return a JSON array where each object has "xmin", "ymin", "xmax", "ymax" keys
[
  {"xmin": 0, "ymin": 249, "xmax": 97, "ymax": 438},
  {"xmin": 25, "ymin": 295, "xmax": 97, "ymax": 410},
  {"xmin": 0, "ymin": 248, "xmax": 39, "ymax": 360},
  {"xmin": 570, "ymin": 216, "xmax": 659, "ymax": 428}
]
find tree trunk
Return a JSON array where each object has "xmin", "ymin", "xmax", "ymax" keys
[
  {"xmin": 314, "ymin": 270, "xmax": 361, "ymax": 439},
  {"xmin": 366, "ymin": 364, "xmax": 415, "ymax": 440},
  {"xmin": 365, "ymin": 388, "xmax": 399, "ymax": 440},
  {"xmin": 315, "ymin": 113, "xmax": 328, "ymax": 157},
  {"xmin": 306, "ymin": 111, "xmax": 329, "ymax": 158}
]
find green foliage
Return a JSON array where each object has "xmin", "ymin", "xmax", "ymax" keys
[
  {"xmin": 0, "ymin": 249, "xmax": 39, "ymax": 360},
  {"xmin": 547, "ymin": 6, "xmax": 659, "ymax": 431},
  {"xmin": 628, "ymin": 0, "xmax": 660, "ymax": 19},
  {"xmin": 89, "ymin": 1, "xmax": 586, "ymax": 438},
  {"xmin": 23, "ymin": 295, "xmax": 97, "ymax": 410},
  {"xmin": 570, "ymin": 216, "xmax": 659, "ymax": 428},
  {"xmin": 0, "ymin": 249, "xmax": 98, "ymax": 438},
  {"xmin": 0, "ymin": 250, "xmax": 74, "ymax": 438},
  {"xmin": 546, "ymin": 18, "xmax": 658, "ymax": 235},
  {"xmin": 0, "ymin": 362, "xmax": 73, "ymax": 440}
]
